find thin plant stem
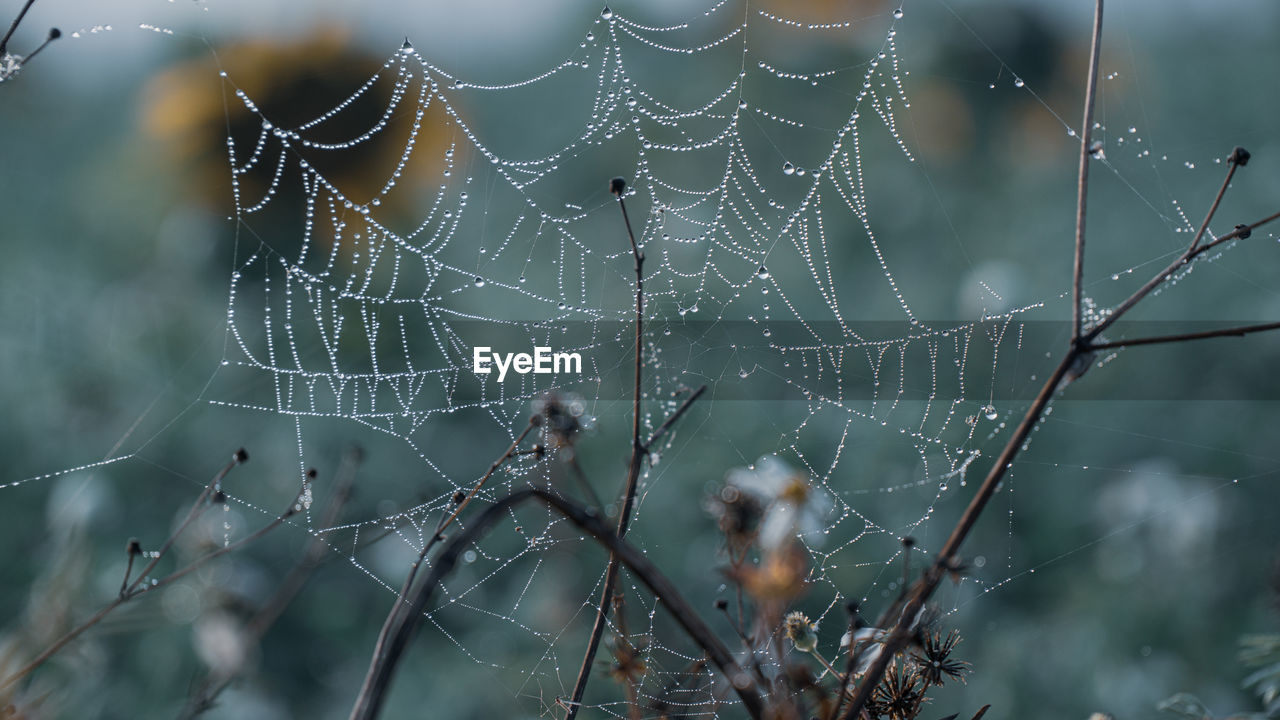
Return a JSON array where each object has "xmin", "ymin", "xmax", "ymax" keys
[
  {"xmin": 347, "ymin": 487, "xmax": 764, "ymax": 720},
  {"xmin": 181, "ymin": 448, "xmax": 363, "ymax": 719},
  {"xmin": 0, "ymin": 0, "xmax": 37, "ymax": 55},
  {"xmin": 123, "ymin": 451, "xmax": 246, "ymax": 597},
  {"xmin": 566, "ymin": 179, "xmax": 647, "ymax": 719},
  {"xmin": 1085, "ymin": 208, "xmax": 1280, "ymax": 343},
  {"xmin": 358, "ymin": 421, "xmax": 535, "ymax": 704},
  {"xmin": 1086, "ymin": 320, "xmax": 1280, "ymax": 350},
  {"xmin": 0, "ymin": 470, "xmax": 299, "ymax": 695},
  {"xmin": 1072, "ymin": 0, "xmax": 1104, "ymax": 346},
  {"xmin": 1187, "ymin": 158, "xmax": 1240, "ymax": 253}
]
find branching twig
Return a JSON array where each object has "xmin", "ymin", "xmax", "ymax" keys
[
  {"xmin": 840, "ymin": 3, "xmax": 1280, "ymax": 716},
  {"xmin": 180, "ymin": 448, "xmax": 363, "ymax": 719},
  {"xmin": 1085, "ymin": 173, "xmax": 1276, "ymax": 344},
  {"xmin": 0, "ymin": 450, "xmax": 301, "ymax": 695},
  {"xmin": 1086, "ymin": 320, "xmax": 1280, "ymax": 350},
  {"xmin": 356, "ymin": 420, "xmax": 536, "ymax": 710},
  {"xmin": 348, "ymin": 487, "xmax": 764, "ymax": 720}
]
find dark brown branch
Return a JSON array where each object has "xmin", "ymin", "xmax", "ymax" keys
[
  {"xmin": 347, "ymin": 488, "xmax": 763, "ymax": 720},
  {"xmin": 1071, "ymin": 0, "xmax": 1104, "ymax": 346},
  {"xmin": 357, "ymin": 421, "xmax": 535, "ymax": 710},
  {"xmin": 565, "ymin": 178, "xmax": 649, "ymax": 719},
  {"xmin": 1086, "ymin": 320, "xmax": 1280, "ymax": 350},
  {"xmin": 839, "ymin": 348, "xmax": 1080, "ymax": 720}
]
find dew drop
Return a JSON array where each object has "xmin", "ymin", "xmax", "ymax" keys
[
  {"xmin": 757, "ymin": 265, "xmax": 770, "ymax": 279},
  {"xmin": 782, "ymin": 162, "xmax": 795, "ymax": 175},
  {"xmin": 473, "ymin": 277, "xmax": 485, "ymax": 287},
  {"xmin": 892, "ymin": 7, "xmax": 904, "ymax": 18},
  {"xmin": 1013, "ymin": 77, "xmax": 1025, "ymax": 88},
  {"xmin": 601, "ymin": 5, "xmax": 613, "ymax": 19}
]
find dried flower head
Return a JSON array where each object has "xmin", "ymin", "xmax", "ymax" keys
[
  {"xmin": 784, "ymin": 611, "xmax": 818, "ymax": 653},
  {"xmin": 910, "ymin": 630, "xmax": 969, "ymax": 687},
  {"xmin": 870, "ymin": 661, "xmax": 926, "ymax": 720}
]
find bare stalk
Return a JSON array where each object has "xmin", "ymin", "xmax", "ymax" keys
[
  {"xmin": 181, "ymin": 449, "xmax": 363, "ymax": 719},
  {"xmin": 356, "ymin": 420, "xmax": 536, "ymax": 710},
  {"xmin": 1086, "ymin": 205, "xmax": 1280, "ymax": 342},
  {"xmin": 837, "ymin": 5, "xmax": 1280, "ymax": 717},
  {"xmin": 565, "ymin": 177, "xmax": 648, "ymax": 719},
  {"xmin": 0, "ymin": 454, "xmax": 300, "ymax": 695},
  {"xmin": 1087, "ymin": 320, "xmax": 1280, "ymax": 350},
  {"xmin": 1072, "ymin": 0, "xmax": 1105, "ymax": 346},
  {"xmin": 348, "ymin": 487, "xmax": 764, "ymax": 720},
  {"xmin": 0, "ymin": 0, "xmax": 37, "ymax": 54}
]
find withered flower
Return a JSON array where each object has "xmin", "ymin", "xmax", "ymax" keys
[
  {"xmin": 870, "ymin": 662, "xmax": 926, "ymax": 720},
  {"xmin": 783, "ymin": 611, "xmax": 818, "ymax": 652},
  {"xmin": 910, "ymin": 630, "xmax": 969, "ymax": 687}
]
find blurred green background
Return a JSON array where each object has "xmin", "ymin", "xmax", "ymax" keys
[{"xmin": 2, "ymin": 0, "xmax": 1280, "ymax": 718}]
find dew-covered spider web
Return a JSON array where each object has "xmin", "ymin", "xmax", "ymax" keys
[{"xmin": 7, "ymin": 1, "xmax": 1280, "ymax": 717}]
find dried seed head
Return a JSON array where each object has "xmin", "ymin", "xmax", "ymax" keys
[
  {"xmin": 452, "ymin": 490, "xmax": 467, "ymax": 505},
  {"xmin": 1235, "ymin": 223, "xmax": 1252, "ymax": 240},
  {"xmin": 48, "ymin": 28, "xmax": 61, "ymax": 40},
  {"xmin": 305, "ymin": 468, "xmax": 318, "ymax": 480},
  {"xmin": 902, "ymin": 536, "xmax": 916, "ymax": 548},
  {"xmin": 234, "ymin": 448, "xmax": 249, "ymax": 463},
  {"xmin": 1230, "ymin": 146, "xmax": 1251, "ymax": 166},
  {"xmin": 714, "ymin": 598, "xmax": 729, "ymax": 611},
  {"xmin": 783, "ymin": 611, "xmax": 818, "ymax": 653},
  {"xmin": 610, "ymin": 176, "xmax": 627, "ymax": 196},
  {"xmin": 212, "ymin": 490, "xmax": 227, "ymax": 504},
  {"xmin": 126, "ymin": 538, "xmax": 142, "ymax": 556}
]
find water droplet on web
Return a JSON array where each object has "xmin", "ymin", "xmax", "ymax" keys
[
  {"xmin": 782, "ymin": 162, "xmax": 795, "ymax": 175},
  {"xmin": 474, "ymin": 277, "xmax": 485, "ymax": 287},
  {"xmin": 1013, "ymin": 77, "xmax": 1025, "ymax": 88},
  {"xmin": 601, "ymin": 5, "xmax": 613, "ymax": 19},
  {"xmin": 738, "ymin": 99, "xmax": 748, "ymax": 110},
  {"xmin": 757, "ymin": 265, "xmax": 770, "ymax": 279},
  {"xmin": 984, "ymin": 406, "xmax": 998, "ymax": 421},
  {"xmin": 518, "ymin": 275, "xmax": 526, "ymax": 283},
  {"xmin": 892, "ymin": 8, "xmax": 904, "ymax": 19}
]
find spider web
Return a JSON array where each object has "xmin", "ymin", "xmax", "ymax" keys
[
  {"xmin": 5, "ymin": 1, "xmax": 1278, "ymax": 717},
  {"xmin": 200, "ymin": 4, "xmax": 1048, "ymax": 714}
]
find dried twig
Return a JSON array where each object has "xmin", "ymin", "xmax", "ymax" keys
[
  {"xmin": 1071, "ymin": 0, "xmax": 1104, "ymax": 346},
  {"xmin": 355, "ymin": 420, "xmax": 536, "ymax": 713},
  {"xmin": 564, "ymin": 177, "xmax": 651, "ymax": 719},
  {"xmin": 839, "ymin": 3, "xmax": 1280, "ymax": 716},
  {"xmin": 180, "ymin": 448, "xmax": 363, "ymax": 719},
  {"xmin": 0, "ymin": 450, "xmax": 302, "ymax": 694},
  {"xmin": 348, "ymin": 487, "xmax": 764, "ymax": 720}
]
